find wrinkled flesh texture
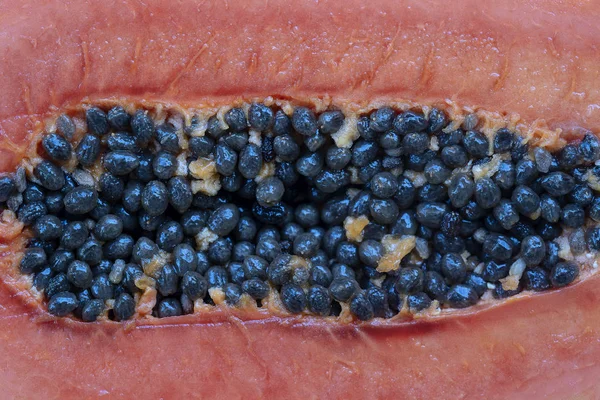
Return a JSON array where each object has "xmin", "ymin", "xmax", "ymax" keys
[{"xmin": 0, "ymin": 0, "xmax": 600, "ymax": 398}]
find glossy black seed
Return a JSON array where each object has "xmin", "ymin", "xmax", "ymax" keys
[
  {"xmin": 369, "ymin": 198, "xmax": 399, "ymax": 225},
  {"xmin": 272, "ymin": 135, "xmax": 300, "ymax": 163},
  {"xmin": 48, "ymin": 292, "xmax": 78, "ymax": 317},
  {"xmin": 223, "ymin": 131, "xmax": 249, "ymax": 152},
  {"xmin": 106, "ymin": 132, "xmax": 136, "ymax": 152},
  {"xmin": 304, "ymin": 285, "xmax": 331, "ymax": 315},
  {"xmin": 205, "ymin": 203, "xmax": 239, "ymax": 237},
  {"xmin": 358, "ymin": 240, "xmax": 384, "ymax": 267},
  {"xmin": 426, "ymin": 108, "xmax": 447, "ymax": 134},
  {"xmin": 588, "ymin": 226, "xmax": 600, "ymax": 251},
  {"xmin": 483, "ymin": 234, "xmax": 513, "ymax": 262},
  {"xmin": 80, "ymin": 299, "xmax": 104, "ymax": 322},
  {"xmin": 66, "ymin": 260, "xmax": 93, "ymax": 289},
  {"xmin": 416, "ymin": 202, "xmax": 448, "ymax": 229},
  {"xmin": 130, "ymin": 152, "xmax": 154, "ymax": 183},
  {"xmin": 314, "ymin": 169, "xmax": 350, "ymax": 194},
  {"xmin": 23, "ymin": 183, "xmax": 44, "ymax": 203},
  {"xmin": 289, "ymin": 107, "xmax": 317, "ymax": 136},
  {"xmin": 75, "ymin": 134, "xmax": 101, "ymax": 167},
  {"xmin": 405, "ymin": 150, "xmax": 436, "ymax": 172},
  {"xmin": 379, "ymin": 130, "xmax": 402, "ymax": 149},
  {"xmin": 448, "ymin": 174, "xmax": 475, "ymax": 208},
  {"xmin": 446, "ymin": 284, "xmax": 479, "ymax": 308},
  {"xmin": 187, "ymin": 137, "xmax": 214, "ymax": 159},
  {"xmin": 176, "ymin": 271, "xmax": 206, "ymax": 301},
  {"xmin": 18, "ymin": 201, "xmax": 47, "ymax": 227},
  {"xmin": 537, "ymin": 221, "xmax": 562, "ymax": 241},
  {"xmin": 463, "ymin": 273, "xmax": 487, "ymax": 297},
  {"xmin": 367, "ymin": 107, "xmax": 394, "ymax": 132},
  {"xmin": 77, "ymin": 238, "xmax": 103, "ymax": 266},
  {"xmin": 90, "ymin": 274, "xmax": 114, "ymax": 300},
  {"xmin": 42, "ymin": 133, "xmax": 72, "ymax": 162},
  {"xmin": 519, "ymin": 235, "xmax": 546, "ymax": 267},
  {"xmin": 304, "ymin": 130, "xmax": 326, "ymax": 152},
  {"xmin": 358, "ymin": 159, "xmax": 382, "ymax": 183},
  {"xmin": 32, "ymin": 214, "xmax": 62, "ymax": 241},
  {"xmin": 407, "ymin": 292, "xmax": 432, "ymax": 312},
  {"xmin": 56, "ymin": 114, "xmax": 76, "ymax": 140},
  {"xmin": 164, "ymin": 177, "xmax": 192, "ymax": 214},
  {"xmin": 223, "ymin": 107, "xmax": 247, "ymax": 131},
  {"xmin": 439, "ymin": 211, "xmax": 461, "ymax": 237},
  {"xmin": 33, "ymin": 267, "xmax": 52, "ymax": 291},
  {"xmin": 207, "ymin": 238, "xmax": 232, "ymax": 265},
  {"xmin": 150, "ymin": 151, "xmax": 176, "ymax": 180},
  {"xmin": 141, "ymin": 180, "xmax": 168, "ymax": 217},
  {"xmin": 329, "ymin": 277, "xmax": 359, "ymax": 302},
  {"xmin": 103, "ymin": 234, "xmax": 134, "ymax": 260},
  {"xmin": 103, "ymin": 150, "xmax": 139, "ymax": 176},
  {"xmin": 550, "ymin": 262, "xmax": 579, "ymax": 288},
  {"xmin": 350, "ymin": 140, "xmax": 379, "ymax": 167},
  {"xmin": 395, "ymin": 267, "xmax": 424, "ymax": 294},
  {"xmin": 238, "ymin": 278, "xmax": 268, "ymax": 300},
  {"xmin": 539, "ymin": 194, "xmax": 560, "ymax": 223},
  {"xmin": 423, "ymin": 159, "xmax": 450, "ymax": 184},
  {"xmin": 580, "ymin": 133, "xmax": 600, "ymax": 163},
  {"xmin": 331, "ymin": 263, "xmax": 355, "ymax": 279},
  {"xmin": 491, "ymin": 200, "xmax": 519, "ymax": 230},
  {"xmin": 106, "ymin": 106, "xmax": 131, "ymax": 131},
  {"xmin": 154, "ymin": 221, "xmax": 183, "ymax": 252},
  {"xmin": 333, "ymin": 242, "xmax": 358, "ymax": 268},
  {"xmin": 113, "ymin": 293, "xmax": 136, "ymax": 321},
  {"xmin": 461, "ymin": 130, "xmax": 488, "ymax": 158},
  {"xmin": 214, "ymin": 142, "xmax": 238, "ymax": 176},
  {"xmin": 117, "ymin": 181, "xmax": 142, "ymax": 214},
  {"xmin": 523, "ymin": 267, "xmax": 551, "ymax": 291},
  {"xmin": 93, "ymin": 214, "xmax": 122, "ymax": 241},
  {"xmin": 347, "ymin": 291, "xmax": 373, "ymax": 321},
  {"xmin": 540, "ymin": 172, "xmax": 575, "ymax": 196},
  {"xmin": 42, "ymin": 191, "xmax": 62, "ymax": 214},
  {"xmin": 86, "ymin": 107, "xmax": 109, "ymax": 135},
  {"xmin": 278, "ymin": 284, "xmax": 305, "ymax": 314},
  {"xmin": 557, "ymin": 144, "xmax": 582, "ymax": 170},
  {"xmin": 493, "ymin": 129, "xmax": 514, "ymax": 153},
  {"xmin": 561, "ymin": 204, "xmax": 585, "ymax": 228},
  {"xmin": 511, "ymin": 185, "xmax": 540, "ymax": 216},
  {"xmin": 316, "ymin": 110, "xmax": 343, "ymax": 134},
  {"xmin": 294, "ymin": 151, "xmax": 322, "ymax": 178},
  {"xmin": 394, "ymin": 176, "xmax": 417, "ymax": 209},
  {"xmin": 568, "ymin": 184, "xmax": 593, "ymax": 207},
  {"xmin": 246, "ymin": 103, "xmax": 274, "ymax": 131},
  {"xmin": 154, "ymin": 264, "xmax": 178, "ymax": 296},
  {"xmin": 20, "ymin": 248, "xmax": 47, "ymax": 274},
  {"xmin": 441, "ymin": 253, "xmax": 467, "ymax": 283},
  {"xmin": 417, "ymin": 184, "xmax": 448, "ymax": 203},
  {"xmin": 97, "ymin": 172, "xmax": 123, "ymax": 204},
  {"xmin": 368, "ymin": 172, "xmax": 397, "ymax": 199},
  {"xmin": 393, "ymin": 111, "xmax": 428, "ymax": 133},
  {"xmin": 475, "ymin": 178, "xmax": 501, "ymax": 209},
  {"xmin": 419, "ymin": 271, "xmax": 446, "ymax": 302},
  {"xmin": 441, "ymin": 145, "xmax": 468, "ymax": 168},
  {"xmin": 154, "ymin": 123, "xmax": 180, "ymax": 153},
  {"xmin": 34, "ymin": 160, "xmax": 65, "ymax": 191},
  {"xmin": 63, "ymin": 186, "xmax": 98, "ymax": 215},
  {"xmin": 403, "ymin": 132, "xmax": 429, "ymax": 155},
  {"xmin": 220, "ymin": 171, "xmax": 242, "ymax": 193},
  {"xmin": 236, "ymin": 144, "xmax": 263, "ymax": 179},
  {"xmin": 513, "ymin": 160, "xmax": 537, "ymax": 186},
  {"xmin": 437, "ymin": 130, "xmax": 463, "ymax": 148}
]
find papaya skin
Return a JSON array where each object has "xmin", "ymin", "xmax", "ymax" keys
[{"xmin": 1, "ymin": 0, "xmax": 600, "ymax": 398}]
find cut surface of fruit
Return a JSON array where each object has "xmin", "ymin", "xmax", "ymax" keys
[{"xmin": 1, "ymin": 0, "xmax": 600, "ymax": 398}]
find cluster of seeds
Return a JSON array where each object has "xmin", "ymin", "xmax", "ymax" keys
[{"xmin": 0, "ymin": 102, "xmax": 598, "ymax": 322}]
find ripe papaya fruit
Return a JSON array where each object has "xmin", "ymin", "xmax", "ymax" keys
[{"xmin": 1, "ymin": 0, "xmax": 600, "ymax": 398}]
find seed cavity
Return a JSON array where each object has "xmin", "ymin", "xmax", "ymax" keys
[{"xmin": 0, "ymin": 101, "xmax": 597, "ymax": 323}]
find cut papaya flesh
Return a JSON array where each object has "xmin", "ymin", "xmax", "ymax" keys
[{"xmin": 1, "ymin": 0, "xmax": 600, "ymax": 398}]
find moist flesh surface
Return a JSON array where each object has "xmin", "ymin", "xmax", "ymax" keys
[{"xmin": 1, "ymin": 101, "xmax": 598, "ymax": 322}]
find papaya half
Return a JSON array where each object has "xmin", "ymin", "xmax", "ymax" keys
[{"xmin": 1, "ymin": 0, "xmax": 600, "ymax": 398}]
